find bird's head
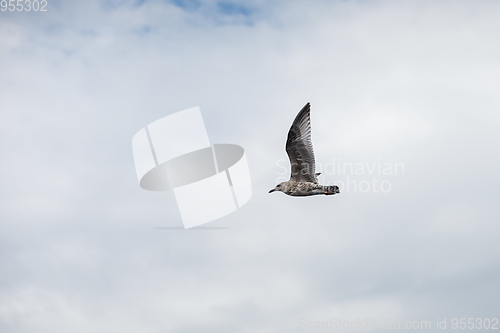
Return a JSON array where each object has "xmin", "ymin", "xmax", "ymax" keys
[{"xmin": 269, "ymin": 182, "xmax": 286, "ymax": 194}]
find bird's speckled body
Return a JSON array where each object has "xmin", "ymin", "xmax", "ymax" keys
[{"xmin": 270, "ymin": 180, "xmax": 340, "ymax": 196}]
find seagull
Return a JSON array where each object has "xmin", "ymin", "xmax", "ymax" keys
[{"xmin": 269, "ymin": 102, "xmax": 340, "ymax": 196}]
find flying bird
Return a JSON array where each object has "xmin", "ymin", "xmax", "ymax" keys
[{"xmin": 269, "ymin": 102, "xmax": 340, "ymax": 196}]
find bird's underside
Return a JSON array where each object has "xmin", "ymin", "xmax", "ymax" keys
[
  {"xmin": 274, "ymin": 180, "xmax": 340, "ymax": 196},
  {"xmin": 269, "ymin": 102, "xmax": 340, "ymax": 197}
]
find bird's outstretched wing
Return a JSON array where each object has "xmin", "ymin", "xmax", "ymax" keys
[{"xmin": 285, "ymin": 102, "xmax": 316, "ymax": 183}]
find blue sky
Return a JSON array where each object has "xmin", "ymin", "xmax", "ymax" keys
[{"xmin": 1, "ymin": 0, "xmax": 500, "ymax": 332}]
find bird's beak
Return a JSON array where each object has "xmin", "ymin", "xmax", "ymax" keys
[{"xmin": 269, "ymin": 189, "xmax": 275, "ymax": 193}]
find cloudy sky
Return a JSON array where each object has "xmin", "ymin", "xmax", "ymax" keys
[{"xmin": 1, "ymin": 0, "xmax": 500, "ymax": 332}]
